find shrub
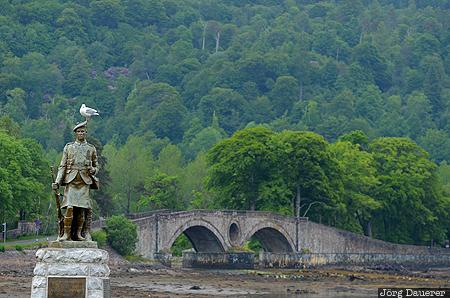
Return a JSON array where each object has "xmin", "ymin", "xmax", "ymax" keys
[
  {"xmin": 91, "ymin": 230, "xmax": 107, "ymax": 248},
  {"xmin": 243, "ymin": 238, "xmax": 263, "ymax": 253},
  {"xmin": 0, "ymin": 245, "xmax": 4, "ymax": 252},
  {"xmin": 15, "ymin": 244, "xmax": 23, "ymax": 251},
  {"xmin": 300, "ymin": 248, "xmax": 311, "ymax": 254},
  {"xmin": 171, "ymin": 234, "xmax": 192, "ymax": 257},
  {"xmin": 105, "ymin": 215, "xmax": 137, "ymax": 256}
]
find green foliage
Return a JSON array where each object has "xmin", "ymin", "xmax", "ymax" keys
[
  {"xmin": 0, "ymin": 0, "xmax": 449, "ymax": 248},
  {"xmin": 330, "ymin": 140, "xmax": 380, "ymax": 234},
  {"xmin": 0, "ymin": 1, "xmax": 448, "ymax": 157},
  {"xmin": 272, "ymin": 130, "xmax": 342, "ymax": 218},
  {"xmin": 103, "ymin": 136, "xmax": 154, "ymax": 214},
  {"xmin": 0, "ymin": 130, "xmax": 49, "ymax": 221},
  {"xmin": 369, "ymin": 137, "xmax": 447, "ymax": 244},
  {"xmin": 0, "ymin": 245, "xmax": 4, "ymax": 252},
  {"xmin": 91, "ymin": 230, "xmax": 107, "ymax": 248},
  {"xmin": 138, "ymin": 171, "xmax": 182, "ymax": 211},
  {"xmin": 105, "ymin": 215, "xmax": 137, "ymax": 256},
  {"xmin": 300, "ymin": 248, "xmax": 311, "ymax": 254},
  {"xmin": 15, "ymin": 244, "xmax": 23, "ymax": 251},
  {"xmin": 170, "ymin": 233, "xmax": 193, "ymax": 257},
  {"xmin": 208, "ymin": 126, "xmax": 276, "ymax": 210},
  {"xmin": 124, "ymin": 255, "xmax": 148, "ymax": 262},
  {"xmin": 243, "ymin": 238, "xmax": 263, "ymax": 253},
  {"xmin": 339, "ymin": 130, "xmax": 369, "ymax": 149},
  {"xmin": 207, "ymin": 127, "xmax": 449, "ymax": 245}
]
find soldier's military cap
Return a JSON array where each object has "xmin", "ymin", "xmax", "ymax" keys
[{"xmin": 73, "ymin": 120, "xmax": 88, "ymax": 132}]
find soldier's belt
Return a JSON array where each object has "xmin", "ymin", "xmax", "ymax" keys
[{"xmin": 67, "ymin": 166, "xmax": 89, "ymax": 170}]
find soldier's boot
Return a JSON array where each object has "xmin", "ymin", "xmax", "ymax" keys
[
  {"xmin": 59, "ymin": 208, "xmax": 73, "ymax": 241},
  {"xmin": 84, "ymin": 209, "xmax": 93, "ymax": 241},
  {"xmin": 76, "ymin": 211, "xmax": 86, "ymax": 241}
]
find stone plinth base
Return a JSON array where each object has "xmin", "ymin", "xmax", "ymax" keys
[
  {"xmin": 48, "ymin": 240, "xmax": 98, "ymax": 249},
  {"xmin": 31, "ymin": 246, "xmax": 110, "ymax": 298}
]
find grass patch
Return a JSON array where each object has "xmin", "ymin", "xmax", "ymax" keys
[
  {"xmin": 227, "ymin": 246, "xmax": 255, "ymax": 253},
  {"xmin": 4, "ymin": 242, "xmax": 48, "ymax": 251},
  {"xmin": 124, "ymin": 255, "xmax": 148, "ymax": 262},
  {"xmin": 4, "ymin": 234, "xmax": 54, "ymax": 242}
]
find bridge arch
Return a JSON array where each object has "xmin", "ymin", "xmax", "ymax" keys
[
  {"xmin": 242, "ymin": 222, "xmax": 295, "ymax": 253},
  {"xmin": 167, "ymin": 219, "xmax": 227, "ymax": 253}
]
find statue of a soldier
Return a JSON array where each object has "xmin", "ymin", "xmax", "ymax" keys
[{"xmin": 52, "ymin": 121, "xmax": 99, "ymax": 241}]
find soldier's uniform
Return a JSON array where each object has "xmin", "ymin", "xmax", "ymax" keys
[
  {"xmin": 55, "ymin": 121, "xmax": 98, "ymax": 241},
  {"xmin": 56, "ymin": 140, "xmax": 98, "ymax": 208}
]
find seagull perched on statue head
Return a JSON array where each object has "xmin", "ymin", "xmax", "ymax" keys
[{"xmin": 80, "ymin": 104, "xmax": 99, "ymax": 120}]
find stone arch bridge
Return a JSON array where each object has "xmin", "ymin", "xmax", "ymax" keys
[{"xmin": 127, "ymin": 210, "xmax": 431, "ymax": 259}]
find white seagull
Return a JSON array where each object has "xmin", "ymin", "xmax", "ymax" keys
[{"xmin": 80, "ymin": 104, "xmax": 99, "ymax": 120}]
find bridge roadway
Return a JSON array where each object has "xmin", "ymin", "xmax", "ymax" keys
[{"xmin": 127, "ymin": 210, "xmax": 438, "ymax": 259}]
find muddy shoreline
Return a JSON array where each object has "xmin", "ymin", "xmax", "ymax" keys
[{"xmin": 1, "ymin": 249, "xmax": 449, "ymax": 297}]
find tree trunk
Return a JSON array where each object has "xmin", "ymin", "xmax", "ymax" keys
[
  {"xmin": 366, "ymin": 221, "xmax": 372, "ymax": 238},
  {"xmin": 215, "ymin": 31, "xmax": 220, "ymax": 53},
  {"xmin": 127, "ymin": 187, "xmax": 131, "ymax": 214},
  {"xmin": 295, "ymin": 184, "xmax": 300, "ymax": 218},
  {"xmin": 299, "ymin": 83, "xmax": 303, "ymax": 101},
  {"xmin": 250, "ymin": 172, "xmax": 256, "ymax": 210},
  {"xmin": 202, "ymin": 22, "xmax": 207, "ymax": 50},
  {"xmin": 250, "ymin": 199, "xmax": 256, "ymax": 211},
  {"xmin": 20, "ymin": 209, "xmax": 26, "ymax": 220}
]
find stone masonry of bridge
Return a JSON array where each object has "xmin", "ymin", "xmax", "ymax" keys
[{"xmin": 128, "ymin": 210, "xmax": 448, "ymax": 259}]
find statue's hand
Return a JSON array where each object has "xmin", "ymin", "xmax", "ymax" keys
[
  {"xmin": 52, "ymin": 182, "xmax": 59, "ymax": 190},
  {"xmin": 88, "ymin": 167, "xmax": 96, "ymax": 175}
]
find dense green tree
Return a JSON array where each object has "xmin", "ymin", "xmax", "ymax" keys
[
  {"xmin": 418, "ymin": 129, "xmax": 450, "ymax": 163},
  {"xmin": 330, "ymin": 141, "xmax": 380, "ymax": 235},
  {"xmin": 421, "ymin": 55, "xmax": 445, "ymax": 120},
  {"xmin": 338, "ymin": 130, "xmax": 369, "ymax": 149},
  {"xmin": 0, "ymin": 131, "xmax": 49, "ymax": 223},
  {"xmin": 146, "ymin": 97, "xmax": 187, "ymax": 143},
  {"xmin": 182, "ymin": 153, "xmax": 214, "ymax": 209},
  {"xmin": 86, "ymin": 136, "xmax": 113, "ymax": 217},
  {"xmin": 323, "ymin": 89, "xmax": 355, "ymax": 119},
  {"xmin": 273, "ymin": 131, "xmax": 342, "ymax": 219},
  {"xmin": 156, "ymin": 144, "xmax": 183, "ymax": 176},
  {"xmin": 269, "ymin": 76, "xmax": 300, "ymax": 117},
  {"xmin": 2, "ymin": 88, "xmax": 27, "ymax": 123},
  {"xmin": 138, "ymin": 171, "xmax": 182, "ymax": 211},
  {"xmin": 103, "ymin": 136, "xmax": 154, "ymax": 214},
  {"xmin": 404, "ymin": 91, "xmax": 435, "ymax": 139},
  {"xmin": 0, "ymin": 116, "xmax": 21, "ymax": 137},
  {"xmin": 125, "ymin": 82, "xmax": 181, "ymax": 128},
  {"xmin": 207, "ymin": 126, "xmax": 275, "ymax": 210},
  {"xmin": 355, "ymin": 84, "xmax": 384, "ymax": 124},
  {"xmin": 55, "ymin": 8, "xmax": 87, "ymax": 42},
  {"xmin": 369, "ymin": 137, "xmax": 447, "ymax": 244},
  {"xmin": 123, "ymin": 0, "xmax": 167, "ymax": 26},
  {"xmin": 186, "ymin": 126, "xmax": 225, "ymax": 160},
  {"xmin": 199, "ymin": 87, "xmax": 249, "ymax": 134},
  {"xmin": 90, "ymin": 0, "xmax": 124, "ymax": 28},
  {"xmin": 352, "ymin": 42, "xmax": 391, "ymax": 91},
  {"xmin": 64, "ymin": 50, "xmax": 91, "ymax": 96}
]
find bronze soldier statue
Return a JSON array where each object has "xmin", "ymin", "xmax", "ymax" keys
[{"xmin": 52, "ymin": 121, "xmax": 99, "ymax": 241}]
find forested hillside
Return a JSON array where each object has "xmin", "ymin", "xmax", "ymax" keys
[{"xmin": 0, "ymin": 0, "xmax": 449, "ymax": 245}]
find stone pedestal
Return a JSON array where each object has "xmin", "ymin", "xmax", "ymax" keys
[{"xmin": 31, "ymin": 242, "xmax": 110, "ymax": 298}]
